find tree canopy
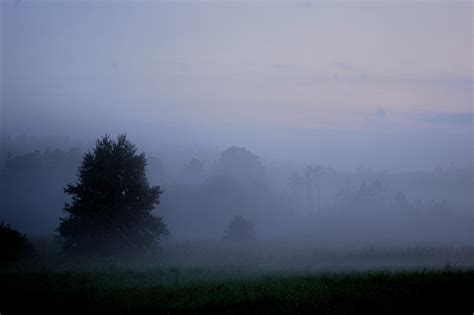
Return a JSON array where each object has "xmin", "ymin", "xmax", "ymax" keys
[
  {"xmin": 57, "ymin": 134, "xmax": 168, "ymax": 255},
  {"xmin": 214, "ymin": 146, "xmax": 265, "ymax": 184}
]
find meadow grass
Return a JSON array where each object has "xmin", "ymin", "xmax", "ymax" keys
[{"xmin": 1, "ymin": 267, "xmax": 473, "ymax": 314}]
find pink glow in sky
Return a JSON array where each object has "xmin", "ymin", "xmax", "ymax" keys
[{"xmin": 1, "ymin": 1, "xmax": 473, "ymax": 170}]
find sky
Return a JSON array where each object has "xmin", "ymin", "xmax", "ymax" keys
[{"xmin": 1, "ymin": 0, "xmax": 473, "ymax": 171}]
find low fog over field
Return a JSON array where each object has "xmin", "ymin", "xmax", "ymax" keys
[{"xmin": 1, "ymin": 1, "xmax": 473, "ymax": 269}]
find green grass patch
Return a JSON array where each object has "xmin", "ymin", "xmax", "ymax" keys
[{"xmin": 1, "ymin": 268, "xmax": 473, "ymax": 314}]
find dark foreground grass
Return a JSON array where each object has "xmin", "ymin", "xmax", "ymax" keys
[{"xmin": 1, "ymin": 269, "xmax": 473, "ymax": 314}]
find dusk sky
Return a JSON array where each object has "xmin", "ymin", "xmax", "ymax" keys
[{"xmin": 1, "ymin": 0, "xmax": 472, "ymax": 170}]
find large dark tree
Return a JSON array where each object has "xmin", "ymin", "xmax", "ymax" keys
[{"xmin": 57, "ymin": 134, "xmax": 168, "ymax": 255}]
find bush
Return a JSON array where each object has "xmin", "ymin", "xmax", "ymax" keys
[
  {"xmin": 0, "ymin": 223, "xmax": 34, "ymax": 264},
  {"xmin": 223, "ymin": 215, "xmax": 256, "ymax": 242}
]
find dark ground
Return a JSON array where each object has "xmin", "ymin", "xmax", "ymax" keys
[{"xmin": 1, "ymin": 268, "xmax": 473, "ymax": 314}]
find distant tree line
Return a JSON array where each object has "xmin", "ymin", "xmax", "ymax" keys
[{"xmin": 1, "ymin": 133, "xmax": 473, "ymax": 260}]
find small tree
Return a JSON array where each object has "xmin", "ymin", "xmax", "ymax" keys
[
  {"xmin": 223, "ymin": 215, "xmax": 256, "ymax": 242},
  {"xmin": 57, "ymin": 134, "xmax": 168, "ymax": 255},
  {"xmin": 0, "ymin": 223, "xmax": 34, "ymax": 264}
]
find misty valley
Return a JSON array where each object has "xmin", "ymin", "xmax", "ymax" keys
[{"xmin": 1, "ymin": 0, "xmax": 473, "ymax": 313}]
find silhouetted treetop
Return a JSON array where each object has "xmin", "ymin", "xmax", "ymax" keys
[{"xmin": 214, "ymin": 146, "xmax": 265, "ymax": 183}]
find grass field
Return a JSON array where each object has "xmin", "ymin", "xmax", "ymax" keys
[{"xmin": 1, "ymin": 267, "xmax": 473, "ymax": 314}]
